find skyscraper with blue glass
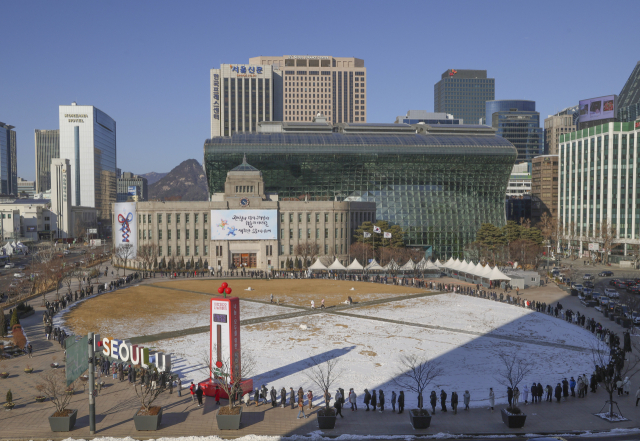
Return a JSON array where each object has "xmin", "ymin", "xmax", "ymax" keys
[
  {"xmin": 434, "ymin": 69, "xmax": 495, "ymax": 125},
  {"xmin": 486, "ymin": 100, "xmax": 543, "ymax": 162},
  {"xmin": 0, "ymin": 122, "xmax": 17, "ymax": 196}
]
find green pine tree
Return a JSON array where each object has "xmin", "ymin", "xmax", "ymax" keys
[
  {"xmin": 501, "ymin": 221, "xmax": 522, "ymax": 244},
  {"xmin": 294, "ymin": 258, "xmax": 300, "ymax": 269},
  {"xmin": 190, "ymin": 256, "xmax": 195, "ymax": 269},
  {"xmin": 9, "ymin": 309, "xmax": 19, "ymax": 328},
  {"xmin": 6, "ymin": 389, "xmax": 12, "ymax": 404},
  {"xmin": 521, "ymin": 227, "xmax": 543, "ymax": 245},
  {"xmin": 204, "ymin": 259, "xmax": 209, "ymax": 268},
  {"xmin": 353, "ymin": 221, "xmax": 405, "ymax": 248},
  {"xmin": 0, "ymin": 312, "xmax": 5, "ymax": 337},
  {"xmin": 475, "ymin": 223, "xmax": 506, "ymax": 249}
]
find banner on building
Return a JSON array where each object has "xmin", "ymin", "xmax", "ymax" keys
[
  {"xmin": 588, "ymin": 243, "xmax": 600, "ymax": 251},
  {"xmin": 115, "ymin": 202, "xmax": 137, "ymax": 258},
  {"xmin": 210, "ymin": 209, "xmax": 277, "ymax": 241}
]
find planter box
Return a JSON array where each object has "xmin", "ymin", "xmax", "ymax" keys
[
  {"xmin": 317, "ymin": 414, "xmax": 337, "ymax": 430},
  {"xmin": 409, "ymin": 411, "xmax": 432, "ymax": 429},
  {"xmin": 500, "ymin": 408, "xmax": 526, "ymax": 428},
  {"xmin": 216, "ymin": 407, "xmax": 243, "ymax": 430},
  {"xmin": 49, "ymin": 409, "xmax": 78, "ymax": 432},
  {"xmin": 133, "ymin": 407, "xmax": 163, "ymax": 431},
  {"xmin": 0, "ymin": 373, "xmax": 9, "ymax": 379}
]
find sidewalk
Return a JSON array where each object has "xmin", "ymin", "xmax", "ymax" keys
[{"xmin": 1, "ymin": 270, "xmax": 639, "ymax": 439}]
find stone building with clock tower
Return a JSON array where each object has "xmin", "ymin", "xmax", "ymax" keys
[{"xmin": 117, "ymin": 158, "xmax": 375, "ymax": 273}]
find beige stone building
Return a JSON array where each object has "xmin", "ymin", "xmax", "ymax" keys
[
  {"xmin": 544, "ymin": 114, "xmax": 575, "ymax": 155},
  {"xmin": 531, "ymin": 155, "xmax": 559, "ymax": 223},
  {"xmin": 120, "ymin": 160, "xmax": 375, "ymax": 272},
  {"xmin": 249, "ymin": 55, "xmax": 366, "ymax": 124}
]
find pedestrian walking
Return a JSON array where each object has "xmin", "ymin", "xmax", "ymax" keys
[
  {"xmin": 440, "ymin": 389, "xmax": 447, "ymax": 412},
  {"xmin": 349, "ymin": 388, "xmax": 357, "ymax": 411},
  {"xmin": 196, "ymin": 384, "xmax": 204, "ymax": 407},
  {"xmin": 290, "ymin": 387, "xmax": 295, "ymax": 409},
  {"xmin": 190, "ymin": 382, "xmax": 196, "ymax": 403},
  {"xmin": 430, "ymin": 390, "xmax": 437, "ymax": 414},
  {"xmin": 364, "ymin": 389, "xmax": 371, "ymax": 411},
  {"xmin": 378, "ymin": 390, "xmax": 385, "ymax": 412},
  {"xmin": 451, "ymin": 391, "xmax": 458, "ymax": 414},
  {"xmin": 489, "ymin": 388, "xmax": 495, "ymax": 412},
  {"xmin": 391, "ymin": 391, "xmax": 397, "ymax": 412},
  {"xmin": 307, "ymin": 390, "xmax": 313, "ymax": 409},
  {"xmin": 636, "ymin": 386, "xmax": 640, "ymax": 406},
  {"xmin": 523, "ymin": 385, "xmax": 529, "ymax": 404},
  {"xmin": 297, "ymin": 394, "xmax": 308, "ymax": 419},
  {"xmin": 371, "ymin": 388, "xmax": 377, "ymax": 411},
  {"xmin": 463, "ymin": 390, "xmax": 470, "ymax": 410},
  {"xmin": 178, "ymin": 378, "xmax": 182, "ymax": 397},
  {"xmin": 398, "ymin": 391, "xmax": 405, "ymax": 414},
  {"xmin": 27, "ymin": 343, "xmax": 32, "ymax": 358},
  {"xmin": 507, "ymin": 387, "xmax": 513, "ymax": 407},
  {"xmin": 335, "ymin": 390, "xmax": 344, "ymax": 418}
]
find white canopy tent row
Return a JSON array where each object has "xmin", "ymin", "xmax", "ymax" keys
[
  {"xmin": 305, "ymin": 257, "xmax": 443, "ymax": 273},
  {"xmin": 2, "ymin": 241, "xmax": 28, "ymax": 256},
  {"xmin": 441, "ymin": 258, "xmax": 512, "ymax": 287}
]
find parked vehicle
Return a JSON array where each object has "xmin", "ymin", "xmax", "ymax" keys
[
  {"xmin": 610, "ymin": 279, "xmax": 620, "ymax": 286},
  {"xmin": 615, "ymin": 280, "xmax": 628, "ymax": 289},
  {"xmin": 4, "ymin": 263, "xmax": 14, "ymax": 269},
  {"xmin": 572, "ymin": 284, "xmax": 584, "ymax": 292},
  {"xmin": 583, "ymin": 274, "xmax": 593, "ymax": 280},
  {"xmin": 626, "ymin": 285, "xmax": 640, "ymax": 294},
  {"xmin": 600, "ymin": 296, "xmax": 611, "ymax": 307},
  {"xmin": 599, "ymin": 271, "xmax": 614, "ymax": 277},
  {"xmin": 584, "ymin": 281, "xmax": 595, "ymax": 288},
  {"xmin": 632, "ymin": 312, "xmax": 640, "ymax": 325},
  {"xmin": 605, "ymin": 288, "xmax": 619, "ymax": 298}
]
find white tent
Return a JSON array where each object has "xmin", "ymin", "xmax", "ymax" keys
[
  {"xmin": 346, "ymin": 259, "xmax": 364, "ymax": 271},
  {"xmin": 399, "ymin": 259, "xmax": 416, "ymax": 271},
  {"xmin": 365, "ymin": 259, "xmax": 384, "ymax": 271},
  {"xmin": 415, "ymin": 257, "xmax": 428, "ymax": 270},
  {"xmin": 328, "ymin": 259, "xmax": 347, "ymax": 271},
  {"xmin": 450, "ymin": 258, "xmax": 463, "ymax": 271},
  {"xmin": 444, "ymin": 257, "xmax": 455, "ymax": 269},
  {"xmin": 459, "ymin": 260, "xmax": 472, "ymax": 275},
  {"xmin": 435, "ymin": 259, "xmax": 444, "ymax": 268},
  {"xmin": 383, "ymin": 259, "xmax": 400, "ymax": 271},
  {"xmin": 308, "ymin": 259, "xmax": 328, "ymax": 270},
  {"xmin": 488, "ymin": 266, "xmax": 511, "ymax": 281},
  {"xmin": 425, "ymin": 259, "xmax": 440, "ymax": 270},
  {"xmin": 478, "ymin": 264, "xmax": 493, "ymax": 278},
  {"xmin": 472, "ymin": 262, "xmax": 484, "ymax": 277}
]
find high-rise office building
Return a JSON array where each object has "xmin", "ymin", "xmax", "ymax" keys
[
  {"xmin": 210, "ymin": 64, "xmax": 275, "ymax": 138},
  {"xmin": 250, "ymin": 55, "xmax": 366, "ymax": 125},
  {"xmin": 35, "ymin": 129, "xmax": 60, "ymax": 193},
  {"xmin": 59, "ymin": 103, "xmax": 117, "ymax": 231},
  {"xmin": 434, "ymin": 69, "xmax": 494, "ymax": 125},
  {"xmin": 486, "ymin": 100, "xmax": 543, "ymax": 162},
  {"xmin": 51, "ymin": 158, "xmax": 71, "ymax": 239},
  {"xmin": 531, "ymin": 155, "xmax": 559, "ymax": 223},
  {"xmin": 117, "ymin": 172, "xmax": 148, "ymax": 202},
  {"xmin": 394, "ymin": 110, "xmax": 462, "ymax": 125},
  {"xmin": 544, "ymin": 113, "xmax": 575, "ymax": 155},
  {"xmin": 17, "ymin": 178, "xmax": 35, "ymax": 198},
  {"xmin": 617, "ymin": 61, "xmax": 640, "ymax": 123},
  {"xmin": 0, "ymin": 122, "xmax": 17, "ymax": 195}
]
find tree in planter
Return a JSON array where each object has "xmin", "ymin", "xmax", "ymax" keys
[
  {"xmin": 304, "ymin": 355, "xmax": 343, "ymax": 414},
  {"xmin": 494, "ymin": 350, "xmax": 534, "ymax": 413},
  {"xmin": 115, "ymin": 243, "xmax": 135, "ymax": 276},
  {"xmin": 10, "ymin": 309, "xmax": 19, "ymax": 328},
  {"xmin": 37, "ymin": 369, "xmax": 75, "ymax": 416},
  {"xmin": 201, "ymin": 346, "xmax": 256, "ymax": 413},
  {"xmin": 590, "ymin": 340, "xmax": 640, "ymax": 419},
  {"xmin": 393, "ymin": 354, "xmax": 443, "ymax": 413},
  {"xmin": 133, "ymin": 370, "xmax": 169, "ymax": 415},
  {"xmin": 0, "ymin": 312, "xmax": 6, "ymax": 338},
  {"xmin": 5, "ymin": 389, "xmax": 13, "ymax": 409}
]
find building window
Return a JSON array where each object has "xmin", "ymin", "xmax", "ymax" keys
[
  {"xmin": 186, "ymin": 213, "xmax": 190, "ymax": 223},
  {"xmin": 168, "ymin": 246, "xmax": 172, "ymax": 256},
  {"xmin": 289, "ymin": 245, "xmax": 293, "ymax": 254},
  {"xmin": 186, "ymin": 229, "xmax": 190, "ymax": 240},
  {"xmin": 177, "ymin": 230, "xmax": 181, "ymax": 240},
  {"xmin": 195, "ymin": 229, "xmax": 199, "ymax": 239},
  {"xmin": 335, "ymin": 228, "xmax": 338, "ymax": 238},
  {"xmin": 298, "ymin": 229, "xmax": 302, "ymax": 239},
  {"xmin": 186, "ymin": 246, "xmax": 190, "ymax": 256},
  {"xmin": 298, "ymin": 213, "xmax": 302, "ymax": 222},
  {"xmin": 307, "ymin": 213, "xmax": 311, "ymax": 222},
  {"xmin": 204, "ymin": 229, "xmax": 208, "ymax": 240},
  {"xmin": 316, "ymin": 228, "xmax": 319, "ymax": 239},
  {"xmin": 195, "ymin": 213, "xmax": 199, "ymax": 223},
  {"xmin": 176, "ymin": 214, "xmax": 181, "ymax": 223},
  {"xmin": 341, "ymin": 228, "xmax": 343, "ymax": 238},
  {"xmin": 167, "ymin": 214, "xmax": 171, "ymax": 224},
  {"xmin": 167, "ymin": 230, "xmax": 171, "ymax": 240},
  {"xmin": 289, "ymin": 229, "xmax": 293, "ymax": 239},
  {"xmin": 177, "ymin": 246, "xmax": 181, "ymax": 256},
  {"xmin": 281, "ymin": 213, "xmax": 284, "ymax": 223},
  {"xmin": 195, "ymin": 246, "xmax": 199, "ymax": 256},
  {"xmin": 159, "ymin": 246, "xmax": 163, "ymax": 256},
  {"xmin": 281, "ymin": 261, "xmax": 284, "ymax": 269},
  {"xmin": 324, "ymin": 228, "xmax": 329, "ymax": 239},
  {"xmin": 280, "ymin": 245, "xmax": 284, "ymax": 254},
  {"xmin": 149, "ymin": 229, "xmax": 152, "ymax": 240},
  {"xmin": 139, "ymin": 230, "xmax": 142, "ymax": 240},
  {"xmin": 316, "ymin": 213, "xmax": 319, "ymax": 222},
  {"xmin": 307, "ymin": 228, "xmax": 311, "ymax": 239},
  {"xmin": 204, "ymin": 245, "xmax": 208, "ymax": 255},
  {"xmin": 158, "ymin": 230, "xmax": 162, "ymax": 240},
  {"xmin": 158, "ymin": 214, "xmax": 162, "ymax": 224},
  {"xmin": 148, "ymin": 214, "xmax": 151, "ymax": 224},
  {"xmin": 324, "ymin": 244, "xmax": 328, "ymax": 254},
  {"xmin": 289, "ymin": 213, "xmax": 293, "ymax": 222},
  {"xmin": 335, "ymin": 213, "xmax": 338, "ymax": 222},
  {"xmin": 324, "ymin": 213, "xmax": 328, "ymax": 222},
  {"xmin": 204, "ymin": 213, "xmax": 208, "ymax": 223}
]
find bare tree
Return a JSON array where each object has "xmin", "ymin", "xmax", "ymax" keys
[
  {"xmin": 494, "ymin": 350, "xmax": 535, "ymax": 406},
  {"xmin": 393, "ymin": 354, "xmax": 443, "ymax": 410},
  {"xmin": 61, "ymin": 268, "xmax": 74, "ymax": 298},
  {"xmin": 200, "ymin": 346, "xmax": 256, "ymax": 412},
  {"xmin": 294, "ymin": 242, "xmax": 320, "ymax": 269},
  {"xmin": 115, "ymin": 243, "xmax": 134, "ymax": 276},
  {"xmin": 304, "ymin": 355, "xmax": 343, "ymax": 411},
  {"xmin": 36, "ymin": 369, "xmax": 75, "ymax": 416},
  {"xmin": 138, "ymin": 244, "xmax": 158, "ymax": 278},
  {"xmin": 133, "ymin": 371, "xmax": 169, "ymax": 414},
  {"xmin": 595, "ymin": 219, "xmax": 617, "ymax": 264},
  {"xmin": 591, "ymin": 339, "xmax": 640, "ymax": 419}
]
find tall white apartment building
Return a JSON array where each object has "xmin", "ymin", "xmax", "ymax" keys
[{"xmin": 59, "ymin": 103, "xmax": 116, "ymax": 228}]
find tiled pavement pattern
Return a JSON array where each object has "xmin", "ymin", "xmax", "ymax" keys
[{"xmin": 1, "ymin": 270, "xmax": 639, "ymax": 439}]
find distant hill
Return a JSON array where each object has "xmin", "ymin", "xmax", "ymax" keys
[
  {"xmin": 148, "ymin": 159, "xmax": 209, "ymax": 201},
  {"xmin": 139, "ymin": 171, "xmax": 168, "ymax": 186}
]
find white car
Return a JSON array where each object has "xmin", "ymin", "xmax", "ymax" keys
[
  {"xmin": 13, "ymin": 272, "xmax": 24, "ymax": 278},
  {"xmin": 4, "ymin": 263, "xmax": 14, "ymax": 269},
  {"xmin": 605, "ymin": 288, "xmax": 619, "ymax": 298}
]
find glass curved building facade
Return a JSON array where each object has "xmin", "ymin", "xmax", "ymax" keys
[{"xmin": 204, "ymin": 125, "xmax": 516, "ymax": 257}]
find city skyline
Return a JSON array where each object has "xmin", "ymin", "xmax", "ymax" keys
[{"xmin": 1, "ymin": 0, "xmax": 638, "ymax": 180}]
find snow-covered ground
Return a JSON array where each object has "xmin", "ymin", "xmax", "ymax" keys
[
  {"xmin": 351, "ymin": 293, "xmax": 597, "ymax": 347},
  {"xmin": 59, "ymin": 294, "xmax": 292, "ymax": 339},
  {"xmin": 154, "ymin": 294, "xmax": 597, "ymax": 409}
]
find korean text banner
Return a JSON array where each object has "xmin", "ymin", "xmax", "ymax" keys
[
  {"xmin": 210, "ymin": 209, "xmax": 277, "ymax": 241},
  {"xmin": 115, "ymin": 202, "xmax": 137, "ymax": 258}
]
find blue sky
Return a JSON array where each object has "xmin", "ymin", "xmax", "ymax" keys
[{"xmin": 2, "ymin": 0, "xmax": 639, "ymax": 180}]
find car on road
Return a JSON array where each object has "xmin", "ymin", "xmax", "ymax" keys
[
  {"xmin": 600, "ymin": 296, "xmax": 611, "ymax": 307},
  {"xmin": 572, "ymin": 283, "xmax": 584, "ymax": 292},
  {"xmin": 626, "ymin": 285, "xmax": 640, "ymax": 294},
  {"xmin": 604, "ymin": 288, "xmax": 619, "ymax": 298},
  {"xmin": 583, "ymin": 274, "xmax": 594, "ymax": 280},
  {"xmin": 16, "ymin": 265, "xmax": 25, "ymax": 270},
  {"xmin": 63, "ymin": 250, "xmax": 69, "ymax": 255},
  {"xmin": 614, "ymin": 280, "xmax": 628, "ymax": 289},
  {"xmin": 13, "ymin": 272, "xmax": 24, "ymax": 278},
  {"xmin": 584, "ymin": 281, "xmax": 595, "ymax": 288},
  {"xmin": 610, "ymin": 278, "xmax": 620, "ymax": 286},
  {"xmin": 633, "ymin": 312, "xmax": 640, "ymax": 325},
  {"xmin": 3, "ymin": 263, "xmax": 14, "ymax": 269},
  {"xmin": 599, "ymin": 271, "xmax": 614, "ymax": 277}
]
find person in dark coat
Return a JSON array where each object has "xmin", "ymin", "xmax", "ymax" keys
[
  {"xmin": 430, "ymin": 391, "xmax": 437, "ymax": 414},
  {"xmin": 290, "ymin": 387, "xmax": 295, "ymax": 409},
  {"xmin": 370, "ymin": 389, "xmax": 377, "ymax": 411},
  {"xmin": 562, "ymin": 379, "xmax": 569, "ymax": 398},
  {"xmin": 378, "ymin": 390, "xmax": 385, "ymax": 412},
  {"xmin": 440, "ymin": 389, "xmax": 447, "ymax": 412},
  {"xmin": 555, "ymin": 383, "xmax": 562, "ymax": 402},
  {"xmin": 451, "ymin": 391, "xmax": 458, "ymax": 414},
  {"xmin": 270, "ymin": 387, "xmax": 277, "ymax": 407},
  {"xmin": 624, "ymin": 331, "xmax": 632, "ymax": 353},
  {"xmin": 398, "ymin": 391, "xmax": 405, "ymax": 413},
  {"xmin": 364, "ymin": 389, "xmax": 371, "ymax": 411},
  {"xmin": 334, "ymin": 390, "xmax": 344, "ymax": 418},
  {"xmin": 280, "ymin": 387, "xmax": 287, "ymax": 408},
  {"xmin": 537, "ymin": 383, "xmax": 543, "ymax": 403},
  {"xmin": 196, "ymin": 384, "xmax": 204, "ymax": 406},
  {"xmin": 507, "ymin": 387, "xmax": 513, "ymax": 407}
]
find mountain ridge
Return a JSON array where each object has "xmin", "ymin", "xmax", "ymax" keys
[{"xmin": 148, "ymin": 159, "xmax": 209, "ymax": 201}]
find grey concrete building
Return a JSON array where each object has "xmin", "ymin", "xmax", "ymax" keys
[
  {"xmin": 34, "ymin": 129, "xmax": 59, "ymax": 193},
  {"xmin": 544, "ymin": 111, "xmax": 576, "ymax": 155},
  {"xmin": 434, "ymin": 69, "xmax": 494, "ymax": 125},
  {"xmin": 117, "ymin": 172, "xmax": 148, "ymax": 202},
  {"xmin": 0, "ymin": 122, "xmax": 17, "ymax": 196}
]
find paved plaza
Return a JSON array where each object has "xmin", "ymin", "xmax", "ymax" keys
[{"xmin": 1, "ymin": 267, "xmax": 640, "ymax": 439}]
